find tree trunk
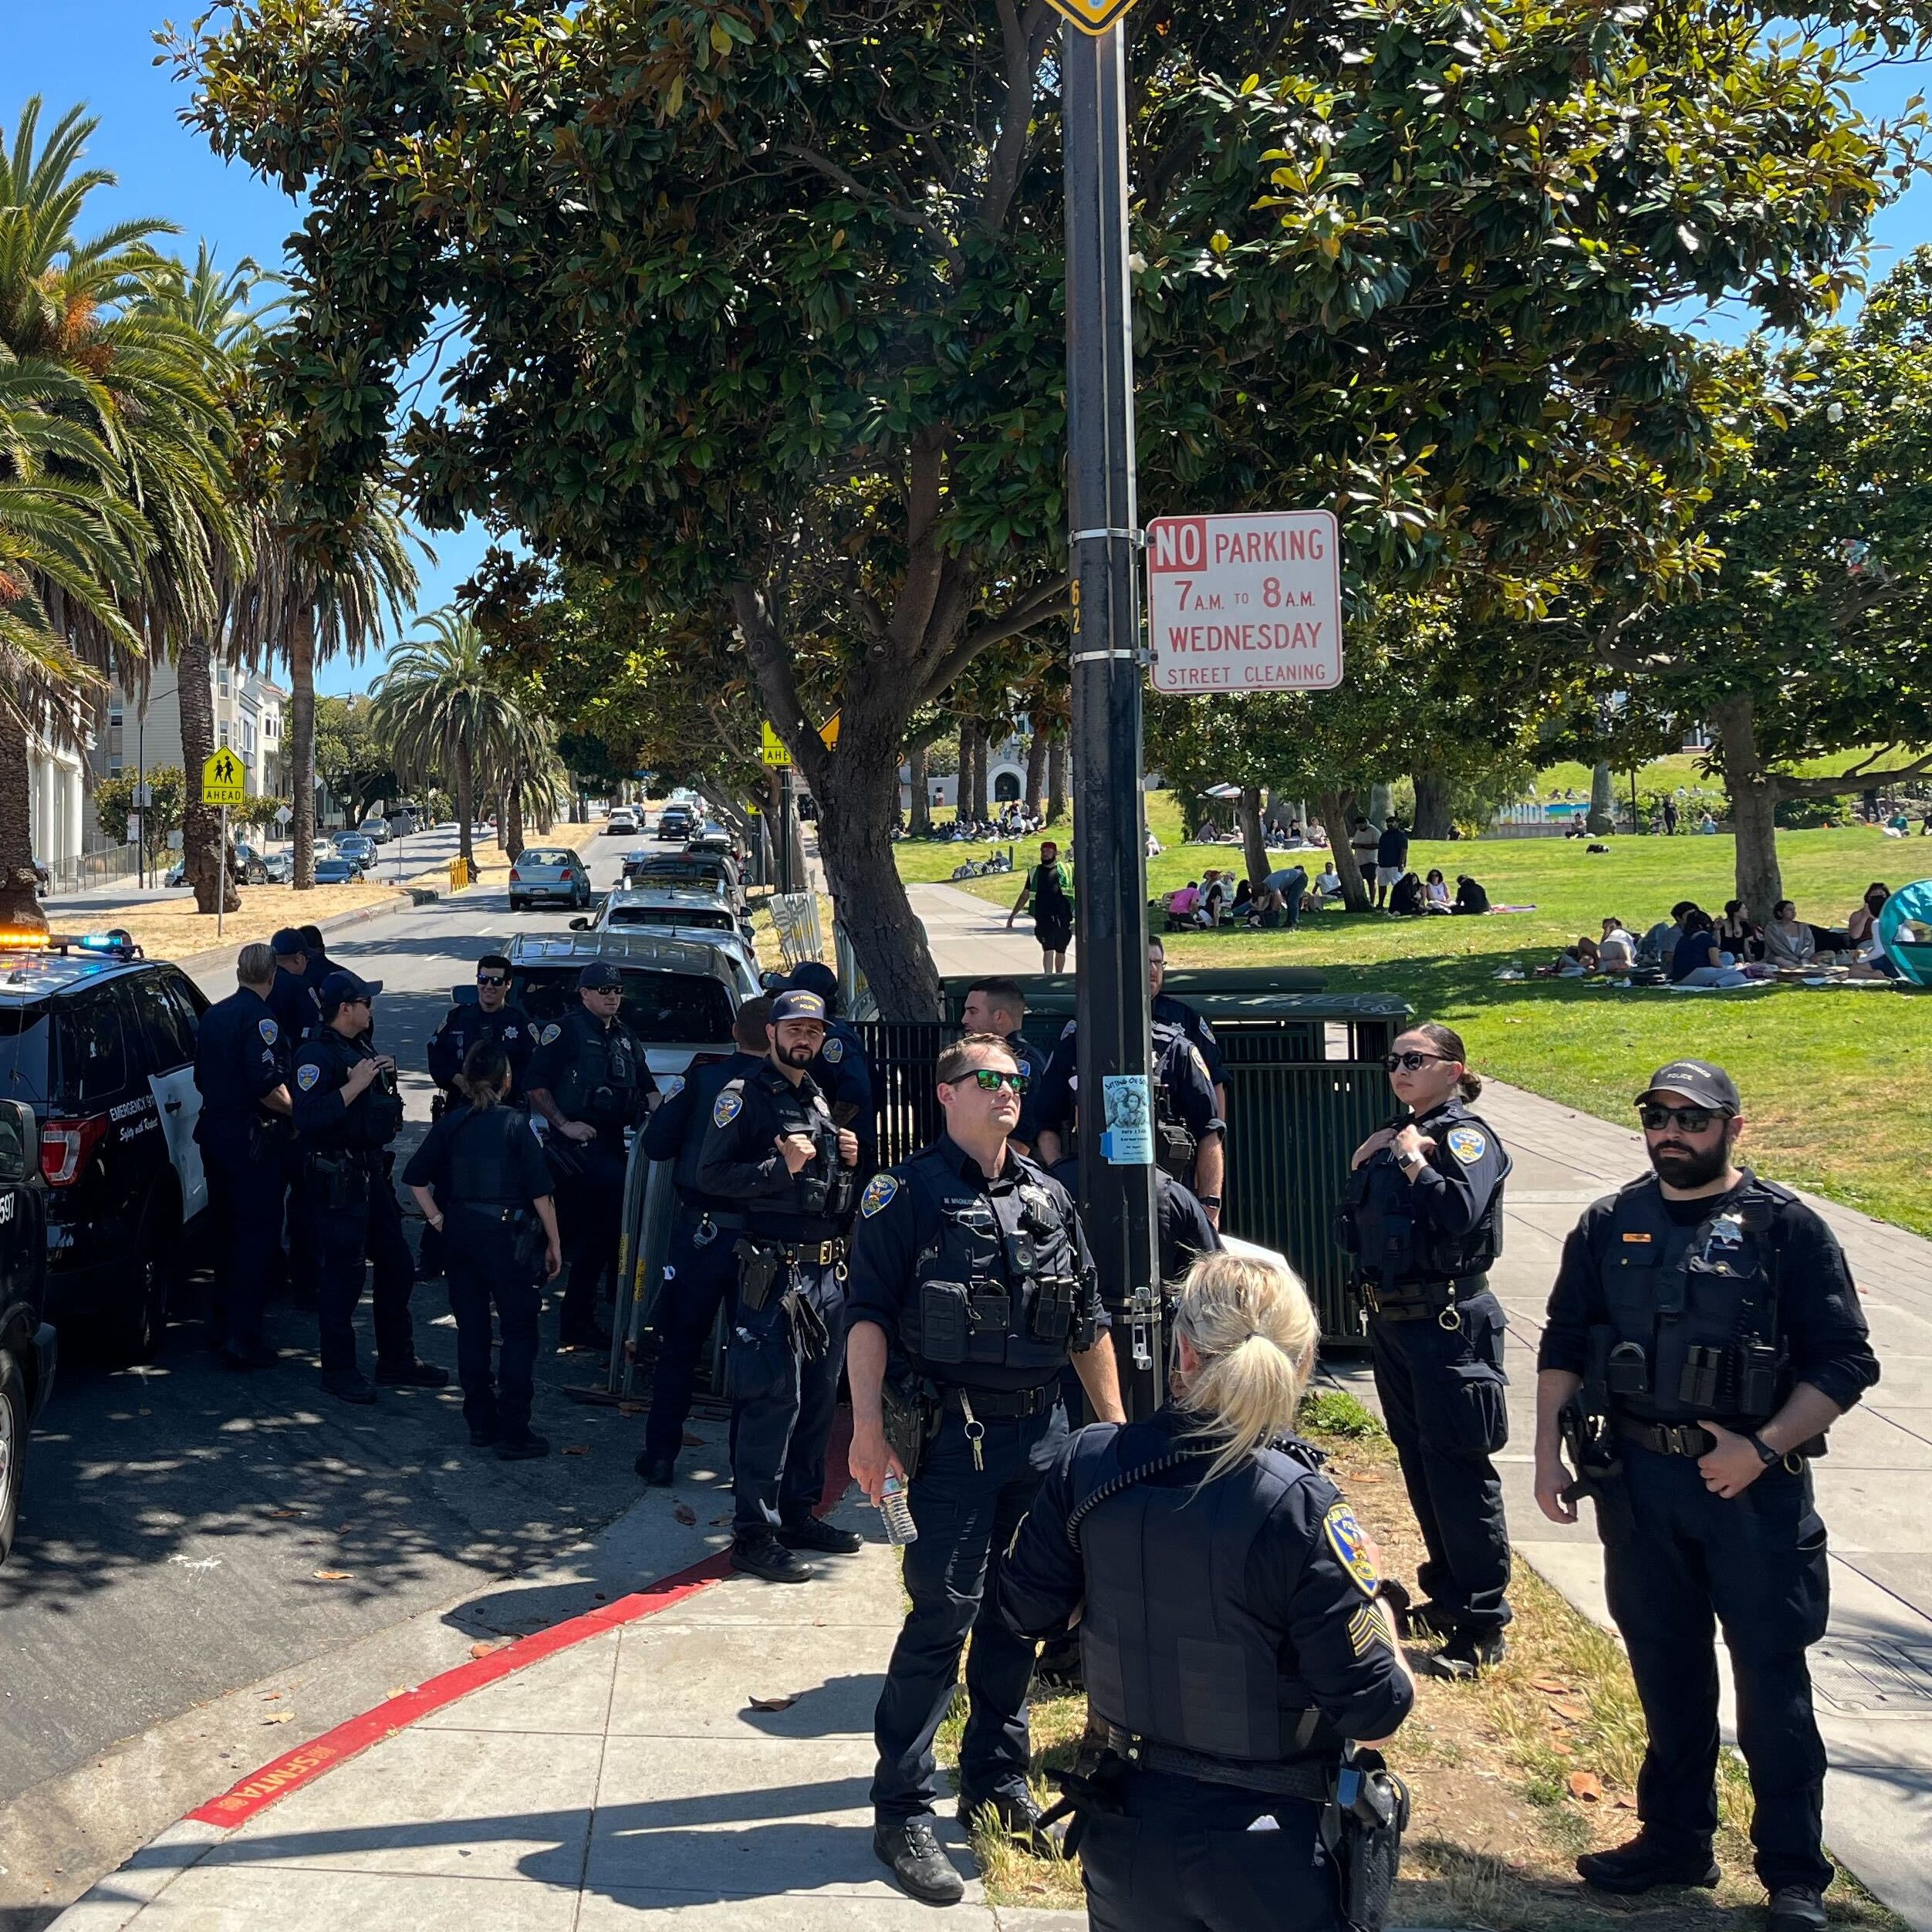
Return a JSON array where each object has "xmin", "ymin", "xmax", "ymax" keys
[
  {"xmin": 0, "ymin": 718, "xmax": 49, "ymax": 938},
  {"xmin": 177, "ymin": 633, "xmax": 238, "ymax": 916},
  {"xmin": 1025, "ymin": 725, "xmax": 1048, "ymax": 817},
  {"xmin": 1587, "ymin": 759, "xmax": 1616, "ymax": 836},
  {"xmin": 1322, "ymin": 787, "xmax": 1371, "ymax": 913},
  {"xmin": 503, "ymin": 782, "xmax": 525, "ymax": 863},
  {"xmin": 908, "ymin": 739, "xmax": 932, "ymax": 833},
  {"xmin": 1366, "ymin": 781, "xmax": 1392, "ymax": 832},
  {"xmin": 455, "ymin": 736, "xmax": 475, "ymax": 867},
  {"xmin": 1238, "ymin": 785, "xmax": 1272, "ymax": 894},
  {"xmin": 1410, "ymin": 767, "xmax": 1451, "ymax": 840},
  {"xmin": 1047, "ymin": 731, "xmax": 1067, "ymax": 823},
  {"xmin": 288, "ymin": 610, "xmax": 318, "ymax": 890},
  {"xmin": 1711, "ymin": 691, "xmax": 1782, "ymax": 920},
  {"xmin": 959, "ymin": 726, "xmax": 981, "ymax": 822}
]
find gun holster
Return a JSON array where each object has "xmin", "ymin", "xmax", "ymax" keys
[
  {"xmin": 880, "ymin": 1377, "xmax": 940, "ymax": 1482},
  {"xmin": 1322, "ymin": 1748, "xmax": 1410, "ymax": 1932},
  {"xmin": 733, "ymin": 1238, "xmax": 785, "ymax": 1313},
  {"xmin": 306, "ymin": 1150, "xmax": 369, "ymax": 1212}
]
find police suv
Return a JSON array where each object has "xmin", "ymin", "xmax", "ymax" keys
[{"xmin": 0, "ymin": 933, "xmax": 209, "ymax": 1363}]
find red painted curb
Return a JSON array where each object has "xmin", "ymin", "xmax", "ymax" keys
[{"xmin": 185, "ymin": 1410, "xmax": 859, "ymax": 1832}]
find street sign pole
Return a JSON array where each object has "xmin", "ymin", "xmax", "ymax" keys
[
  {"xmin": 218, "ymin": 804, "xmax": 228, "ymax": 940},
  {"xmin": 1064, "ymin": 19, "xmax": 1160, "ymax": 1421}
]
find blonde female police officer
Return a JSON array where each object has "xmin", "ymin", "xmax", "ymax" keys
[
  {"xmin": 1337, "ymin": 1022, "xmax": 1512, "ymax": 1677},
  {"xmin": 1001, "ymin": 1253, "xmax": 1414, "ymax": 1932}
]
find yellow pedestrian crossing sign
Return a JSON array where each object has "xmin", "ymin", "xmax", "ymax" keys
[
  {"xmin": 761, "ymin": 723, "xmax": 792, "ymax": 768},
  {"xmin": 1043, "ymin": 0, "xmax": 1138, "ymax": 33},
  {"xmin": 201, "ymin": 748, "xmax": 247, "ymax": 807}
]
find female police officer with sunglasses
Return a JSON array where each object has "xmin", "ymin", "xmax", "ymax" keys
[{"xmin": 1336, "ymin": 1022, "xmax": 1512, "ymax": 1677}]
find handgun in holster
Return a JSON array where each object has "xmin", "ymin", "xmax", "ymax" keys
[
  {"xmin": 733, "ymin": 1238, "xmax": 786, "ymax": 1313},
  {"xmin": 880, "ymin": 1376, "xmax": 939, "ymax": 1483},
  {"xmin": 1035, "ymin": 1741, "xmax": 1128, "ymax": 1858},
  {"xmin": 1322, "ymin": 1747, "xmax": 1410, "ymax": 1932},
  {"xmin": 306, "ymin": 1149, "xmax": 368, "ymax": 1212},
  {"xmin": 1559, "ymin": 1389, "xmax": 1635, "ymax": 1542}
]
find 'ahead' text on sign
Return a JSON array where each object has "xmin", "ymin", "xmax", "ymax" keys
[{"xmin": 1146, "ymin": 510, "xmax": 1343, "ymax": 693}]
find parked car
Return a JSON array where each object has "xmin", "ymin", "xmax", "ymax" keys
[
  {"xmin": 623, "ymin": 848, "xmax": 745, "ymax": 912},
  {"xmin": 604, "ymin": 808, "xmax": 640, "ymax": 836},
  {"xmin": 0, "ymin": 1090, "xmax": 53, "ymax": 1566},
  {"xmin": 360, "ymin": 816, "xmax": 393, "ymax": 844},
  {"xmin": 506, "ymin": 846, "xmax": 592, "ymax": 911},
  {"xmin": 314, "ymin": 856, "xmax": 366, "ymax": 884},
  {"xmin": 655, "ymin": 803, "xmax": 695, "ymax": 842},
  {"xmin": 259, "ymin": 850, "xmax": 294, "ymax": 884},
  {"xmin": 0, "ymin": 931, "xmax": 210, "ymax": 1369}
]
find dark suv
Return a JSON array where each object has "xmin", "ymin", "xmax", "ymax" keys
[
  {"xmin": 0, "ymin": 1095, "xmax": 52, "ymax": 1565},
  {"xmin": 0, "ymin": 936, "xmax": 210, "ymax": 1363}
]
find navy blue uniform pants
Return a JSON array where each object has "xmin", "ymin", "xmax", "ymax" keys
[
  {"xmin": 1079, "ymin": 1772, "xmax": 1342, "ymax": 1932},
  {"xmin": 643, "ymin": 1212, "xmax": 738, "ymax": 1468},
  {"xmin": 728, "ymin": 1262, "xmax": 843, "ymax": 1540},
  {"xmin": 446, "ymin": 1218, "xmax": 541, "ymax": 1439},
  {"xmin": 1367, "ymin": 1289, "xmax": 1511, "ymax": 1633},
  {"xmin": 310, "ymin": 1165, "xmax": 417, "ymax": 1375},
  {"xmin": 279, "ymin": 1149, "xmax": 318, "ymax": 1301},
  {"xmin": 871, "ymin": 1403, "xmax": 1066, "ymax": 1823},
  {"xmin": 207, "ymin": 1146, "xmax": 283, "ymax": 1353},
  {"xmin": 1603, "ymin": 1446, "xmax": 1832, "ymax": 1894},
  {"xmin": 555, "ymin": 1137, "xmax": 626, "ymax": 1336}
]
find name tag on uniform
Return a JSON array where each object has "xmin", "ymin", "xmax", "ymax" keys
[{"xmin": 1621, "ymin": 1232, "xmax": 1652, "ymax": 1244}]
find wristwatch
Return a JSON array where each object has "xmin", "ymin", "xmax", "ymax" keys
[
  {"xmin": 1398, "ymin": 1148, "xmax": 1426, "ymax": 1174},
  {"xmin": 1747, "ymin": 1432, "xmax": 1780, "ymax": 1467},
  {"xmin": 1197, "ymin": 1194, "xmax": 1221, "ymax": 1208}
]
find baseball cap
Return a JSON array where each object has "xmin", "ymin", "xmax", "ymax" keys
[
  {"xmin": 1636, "ymin": 1059, "xmax": 1741, "ymax": 1115},
  {"xmin": 579, "ymin": 961, "xmax": 623, "ymax": 990},
  {"xmin": 319, "ymin": 969, "xmax": 381, "ymax": 1012},
  {"xmin": 770, "ymin": 989, "xmax": 829, "ymax": 1026},
  {"xmin": 787, "ymin": 961, "xmax": 839, "ymax": 1003},
  {"xmin": 271, "ymin": 927, "xmax": 307, "ymax": 957}
]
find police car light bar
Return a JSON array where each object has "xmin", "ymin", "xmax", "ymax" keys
[{"xmin": 48, "ymin": 931, "xmax": 144, "ymax": 959}]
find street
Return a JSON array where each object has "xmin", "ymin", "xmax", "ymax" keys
[{"xmin": 0, "ymin": 833, "xmax": 644, "ymax": 1924}]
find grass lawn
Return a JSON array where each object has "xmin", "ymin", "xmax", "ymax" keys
[{"xmin": 906, "ymin": 803, "xmax": 1932, "ymax": 1235}]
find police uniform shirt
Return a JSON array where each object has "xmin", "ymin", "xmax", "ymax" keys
[
  {"xmin": 1006, "ymin": 1030, "xmax": 1051, "ymax": 1151},
  {"xmin": 402, "ymin": 1102, "xmax": 552, "ymax": 1206},
  {"xmin": 427, "ymin": 1000, "xmax": 536, "ymax": 1096},
  {"xmin": 1049, "ymin": 1155, "xmax": 1218, "ymax": 1289},
  {"xmin": 1152, "ymin": 993, "xmax": 1224, "ymax": 1089},
  {"xmin": 1034, "ymin": 1020, "xmax": 1224, "ymax": 1145},
  {"xmin": 1000, "ymin": 1407, "xmax": 1414, "ymax": 1746},
  {"xmin": 269, "ymin": 964, "xmax": 320, "ymax": 1044},
  {"xmin": 291, "ymin": 1032, "xmax": 397, "ymax": 1149},
  {"xmin": 846, "ymin": 1133, "xmax": 1105, "ymax": 1393},
  {"xmin": 695, "ymin": 1062, "xmax": 847, "ymax": 1238},
  {"xmin": 809, "ymin": 1019, "xmax": 878, "ymax": 1160},
  {"xmin": 1354, "ymin": 1099, "xmax": 1508, "ymax": 1281},
  {"xmin": 643, "ymin": 1051, "xmax": 762, "ymax": 1206},
  {"xmin": 527, "ymin": 1005, "xmax": 657, "ymax": 1137},
  {"xmin": 192, "ymin": 987, "xmax": 286, "ymax": 1157},
  {"xmin": 1538, "ymin": 1171, "xmax": 1880, "ymax": 1414}
]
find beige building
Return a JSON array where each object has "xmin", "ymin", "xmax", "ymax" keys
[{"xmin": 96, "ymin": 662, "xmax": 289, "ymax": 798}]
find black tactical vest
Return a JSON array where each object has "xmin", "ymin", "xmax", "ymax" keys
[
  {"xmin": 1335, "ymin": 1103, "xmax": 1507, "ymax": 1284},
  {"xmin": 1079, "ymin": 1437, "xmax": 1336, "ymax": 1763},
  {"xmin": 553, "ymin": 1009, "xmax": 645, "ymax": 1130},
  {"xmin": 897, "ymin": 1147, "xmax": 1087, "ymax": 1374},
  {"xmin": 1592, "ymin": 1174, "xmax": 1789, "ymax": 1427},
  {"xmin": 307, "ymin": 1034, "xmax": 403, "ymax": 1151},
  {"xmin": 447, "ymin": 1106, "xmax": 535, "ymax": 1209}
]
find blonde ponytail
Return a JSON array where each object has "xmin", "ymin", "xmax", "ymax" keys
[{"xmin": 1170, "ymin": 1252, "xmax": 1320, "ymax": 1482}]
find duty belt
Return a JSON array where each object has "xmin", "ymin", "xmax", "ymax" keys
[
  {"xmin": 1616, "ymin": 1417, "xmax": 1714, "ymax": 1457},
  {"xmin": 1359, "ymin": 1274, "xmax": 1489, "ymax": 1325},
  {"xmin": 1102, "ymin": 1726, "xmax": 1332, "ymax": 1804},
  {"xmin": 941, "ymin": 1382, "xmax": 1057, "ymax": 1420},
  {"xmin": 771, "ymin": 1238, "xmax": 845, "ymax": 1266}
]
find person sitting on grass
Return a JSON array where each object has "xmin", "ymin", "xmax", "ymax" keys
[
  {"xmin": 1165, "ymin": 880, "xmax": 1200, "ymax": 930},
  {"xmin": 1312, "ymin": 863, "xmax": 1343, "ymax": 904},
  {"xmin": 1846, "ymin": 882, "xmax": 1890, "ymax": 949},
  {"xmin": 1451, "ymin": 873, "xmax": 1491, "ymax": 915},
  {"xmin": 1671, "ymin": 908, "xmax": 1751, "ymax": 988},
  {"xmin": 1389, "ymin": 870, "xmax": 1426, "ymax": 917},
  {"xmin": 1761, "ymin": 900, "xmax": 1819, "ymax": 970},
  {"xmin": 1718, "ymin": 900, "xmax": 1758, "ymax": 958},
  {"xmin": 1247, "ymin": 883, "xmax": 1286, "ymax": 929},
  {"xmin": 1424, "ymin": 867, "xmax": 1452, "ymax": 913},
  {"xmin": 1231, "ymin": 878, "xmax": 1253, "ymax": 921},
  {"xmin": 1597, "ymin": 917, "xmax": 1636, "ymax": 973},
  {"xmin": 1637, "ymin": 900, "xmax": 1697, "ymax": 970}
]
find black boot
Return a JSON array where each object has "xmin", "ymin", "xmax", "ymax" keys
[
  {"xmin": 874, "ymin": 1817, "xmax": 966, "ymax": 1906},
  {"xmin": 731, "ymin": 1535, "xmax": 816, "ymax": 1585},
  {"xmin": 1767, "ymin": 1886, "xmax": 1827, "ymax": 1932},
  {"xmin": 776, "ymin": 1517, "xmax": 863, "ymax": 1555},
  {"xmin": 959, "ymin": 1785, "xmax": 1065, "ymax": 1858},
  {"xmin": 1576, "ymin": 1832, "xmax": 1721, "ymax": 1894},
  {"xmin": 1419, "ymin": 1626, "xmax": 1508, "ymax": 1680}
]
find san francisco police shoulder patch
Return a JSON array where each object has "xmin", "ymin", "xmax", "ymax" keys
[
  {"xmin": 712, "ymin": 1089, "xmax": 743, "ymax": 1128},
  {"xmin": 860, "ymin": 1173, "xmax": 899, "ymax": 1218},
  {"xmin": 1323, "ymin": 1501, "xmax": 1379, "ymax": 1596},
  {"xmin": 659, "ymin": 1073, "xmax": 685, "ymax": 1099},
  {"xmin": 1446, "ymin": 1125, "xmax": 1488, "ymax": 1165},
  {"xmin": 540, "ymin": 1023, "xmax": 561, "ymax": 1045},
  {"xmin": 258, "ymin": 1018, "xmax": 279, "ymax": 1043},
  {"xmin": 823, "ymin": 1035, "xmax": 844, "ymax": 1063},
  {"xmin": 296, "ymin": 1062, "xmax": 322, "ymax": 1090}
]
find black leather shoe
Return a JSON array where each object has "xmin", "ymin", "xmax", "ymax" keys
[
  {"xmin": 959, "ymin": 1785, "xmax": 1064, "ymax": 1858},
  {"xmin": 319, "ymin": 1371, "xmax": 377, "ymax": 1406},
  {"xmin": 469, "ymin": 1424, "xmax": 502, "ymax": 1448},
  {"xmin": 635, "ymin": 1454, "xmax": 677, "ymax": 1486},
  {"xmin": 875, "ymin": 1817, "xmax": 966, "ymax": 1905},
  {"xmin": 557, "ymin": 1327, "xmax": 610, "ymax": 1354},
  {"xmin": 1767, "ymin": 1886, "xmax": 1828, "ymax": 1932},
  {"xmin": 1577, "ymin": 1833, "xmax": 1721, "ymax": 1894},
  {"xmin": 376, "ymin": 1359, "xmax": 450, "ymax": 1387},
  {"xmin": 732, "ymin": 1536, "xmax": 817, "ymax": 1585},
  {"xmin": 1420, "ymin": 1628, "xmax": 1508, "ymax": 1680},
  {"xmin": 777, "ymin": 1518, "xmax": 863, "ymax": 1555},
  {"xmin": 497, "ymin": 1433, "xmax": 551, "ymax": 1461}
]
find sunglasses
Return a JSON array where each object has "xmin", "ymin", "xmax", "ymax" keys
[
  {"xmin": 954, "ymin": 1067, "xmax": 1031, "ymax": 1093},
  {"xmin": 476, "ymin": 974, "xmax": 508, "ymax": 987},
  {"xmin": 1638, "ymin": 1104, "xmax": 1726, "ymax": 1133},
  {"xmin": 1384, "ymin": 1051, "xmax": 1450, "ymax": 1073}
]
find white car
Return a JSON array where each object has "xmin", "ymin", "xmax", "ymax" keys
[
  {"xmin": 605, "ymin": 808, "xmax": 640, "ymax": 836},
  {"xmin": 574, "ymin": 886, "xmax": 758, "ymax": 975}
]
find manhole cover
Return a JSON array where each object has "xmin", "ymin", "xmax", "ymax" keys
[{"xmin": 1811, "ymin": 1633, "xmax": 1932, "ymax": 1714}]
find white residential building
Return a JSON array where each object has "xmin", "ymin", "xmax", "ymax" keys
[{"xmin": 95, "ymin": 662, "xmax": 289, "ymax": 798}]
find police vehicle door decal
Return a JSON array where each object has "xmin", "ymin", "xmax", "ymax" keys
[{"xmin": 148, "ymin": 1062, "xmax": 208, "ymax": 1220}]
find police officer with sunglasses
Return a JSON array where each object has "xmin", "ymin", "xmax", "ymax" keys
[
  {"xmin": 1534, "ymin": 1061, "xmax": 1877, "ymax": 1932},
  {"xmin": 1336, "ymin": 1021, "xmax": 1512, "ymax": 1679}
]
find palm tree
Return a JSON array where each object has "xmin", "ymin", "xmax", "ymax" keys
[{"xmin": 370, "ymin": 609, "xmax": 550, "ymax": 867}]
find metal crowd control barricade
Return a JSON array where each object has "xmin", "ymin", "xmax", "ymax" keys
[{"xmin": 606, "ymin": 1137, "xmax": 677, "ymax": 1399}]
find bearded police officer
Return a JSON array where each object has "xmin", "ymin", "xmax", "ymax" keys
[
  {"xmin": 1535, "ymin": 1060, "xmax": 1878, "ymax": 1932},
  {"xmin": 846, "ymin": 1032, "xmax": 1124, "ymax": 1906},
  {"xmin": 697, "ymin": 988, "xmax": 862, "ymax": 1583},
  {"xmin": 1338, "ymin": 1022, "xmax": 1513, "ymax": 1679},
  {"xmin": 528, "ymin": 962, "xmax": 657, "ymax": 1351},
  {"xmin": 784, "ymin": 961, "xmax": 879, "ymax": 1167},
  {"xmin": 633, "ymin": 996, "xmax": 772, "ymax": 1488},
  {"xmin": 192, "ymin": 942, "xmax": 294, "ymax": 1370},
  {"xmin": 428, "ymin": 954, "xmax": 535, "ymax": 1112},
  {"xmin": 292, "ymin": 971, "xmax": 447, "ymax": 1403}
]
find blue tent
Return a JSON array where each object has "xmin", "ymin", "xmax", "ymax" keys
[{"xmin": 1876, "ymin": 880, "xmax": 1932, "ymax": 985}]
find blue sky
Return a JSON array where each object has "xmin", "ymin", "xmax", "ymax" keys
[{"xmin": 10, "ymin": 5, "xmax": 1930, "ymax": 695}]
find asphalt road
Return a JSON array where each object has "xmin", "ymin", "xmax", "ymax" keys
[{"xmin": 0, "ymin": 832, "xmax": 657, "ymax": 1917}]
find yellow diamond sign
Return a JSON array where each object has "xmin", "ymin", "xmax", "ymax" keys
[
  {"xmin": 201, "ymin": 748, "xmax": 248, "ymax": 808},
  {"xmin": 1043, "ymin": 0, "xmax": 1137, "ymax": 34},
  {"xmin": 761, "ymin": 722, "xmax": 792, "ymax": 768}
]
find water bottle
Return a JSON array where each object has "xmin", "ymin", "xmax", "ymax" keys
[{"xmin": 879, "ymin": 1474, "xmax": 918, "ymax": 1545}]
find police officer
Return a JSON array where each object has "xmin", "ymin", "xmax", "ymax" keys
[
  {"xmin": 697, "ymin": 988, "xmax": 862, "ymax": 1583},
  {"xmin": 1338, "ymin": 1021, "xmax": 1512, "ymax": 1678},
  {"xmin": 785, "ymin": 961, "xmax": 878, "ymax": 1165},
  {"xmin": 1149, "ymin": 935, "xmax": 1227, "ymax": 1108},
  {"xmin": 298, "ymin": 924, "xmax": 336, "ymax": 1008},
  {"xmin": 1534, "ymin": 1060, "xmax": 1878, "ymax": 1932},
  {"xmin": 192, "ymin": 942, "xmax": 294, "ymax": 1371},
  {"xmin": 269, "ymin": 927, "xmax": 322, "ymax": 1042},
  {"xmin": 958, "ymin": 977, "xmax": 1049, "ymax": 1155},
  {"xmin": 633, "ymin": 996, "xmax": 772, "ymax": 1487},
  {"xmin": 404, "ymin": 1039, "xmax": 562, "ymax": 1460},
  {"xmin": 292, "ymin": 971, "xmax": 448, "ymax": 1403},
  {"xmin": 846, "ymin": 1031, "xmax": 1123, "ymax": 1906},
  {"xmin": 427, "ymin": 954, "xmax": 535, "ymax": 1110},
  {"xmin": 1000, "ymin": 1251, "xmax": 1415, "ymax": 1932},
  {"xmin": 528, "ymin": 961, "xmax": 657, "ymax": 1351}
]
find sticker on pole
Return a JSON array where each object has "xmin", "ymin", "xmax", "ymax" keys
[
  {"xmin": 201, "ymin": 748, "xmax": 248, "ymax": 807},
  {"xmin": 1099, "ymin": 1073, "xmax": 1154, "ymax": 1166},
  {"xmin": 1147, "ymin": 511, "xmax": 1343, "ymax": 692}
]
